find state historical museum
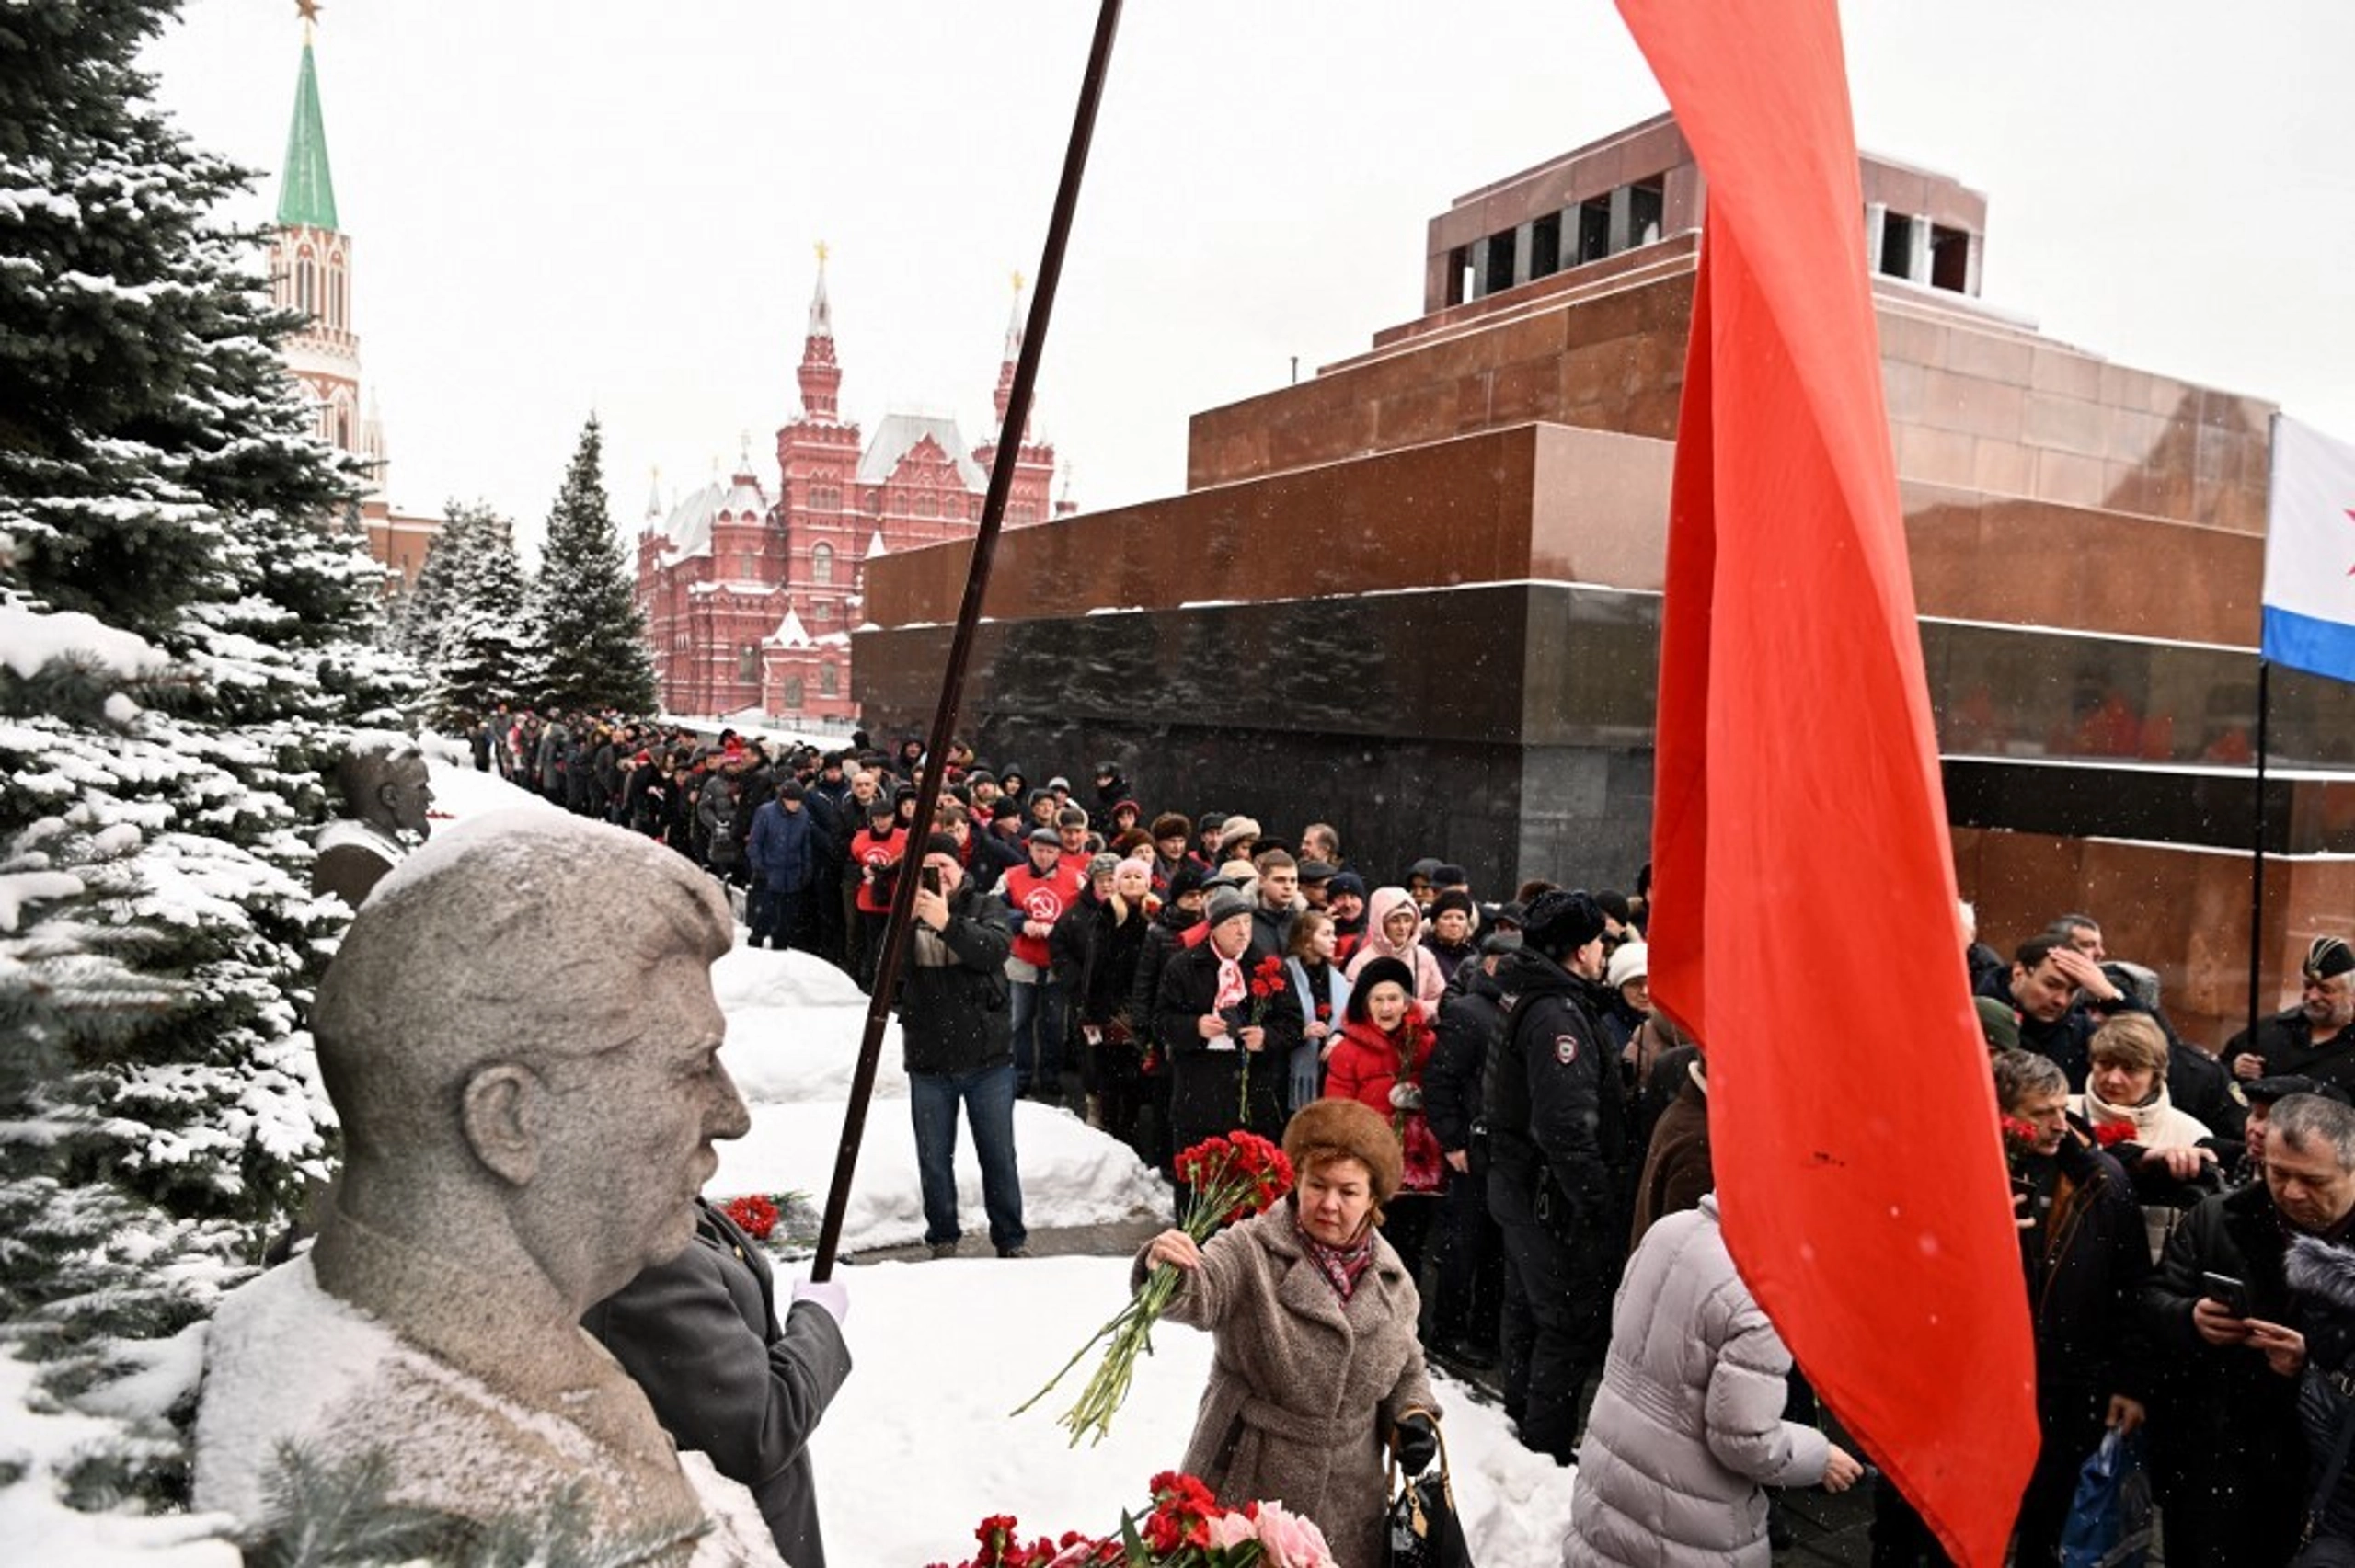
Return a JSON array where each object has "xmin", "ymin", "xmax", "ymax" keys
[{"xmin": 634, "ymin": 258, "xmax": 1070, "ymax": 726}]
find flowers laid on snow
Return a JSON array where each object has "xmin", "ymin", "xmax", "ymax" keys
[
  {"xmin": 931, "ymin": 1471, "xmax": 1337, "ymax": 1566},
  {"xmin": 721, "ymin": 1193, "xmax": 781, "ymax": 1240},
  {"xmin": 718, "ymin": 1190, "xmax": 812, "ymax": 1243},
  {"xmin": 1015, "ymin": 1133, "xmax": 1293, "ymax": 1446}
]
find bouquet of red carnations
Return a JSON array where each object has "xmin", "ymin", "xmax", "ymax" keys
[
  {"xmin": 931, "ymin": 1471, "xmax": 1337, "ymax": 1567},
  {"xmin": 717, "ymin": 1190, "xmax": 813, "ymax": 1243},
  {"xmin": 720, "ymin": 1193, "xmax": 782, "ymax": 1240},
  {"xmin": 1014, "ymin": 1133, "xmax": 1293, "ymax": 1447},
  {"xmin": 1236, "ymin": 954, "xmax": 1289, "ymax": 1121}
]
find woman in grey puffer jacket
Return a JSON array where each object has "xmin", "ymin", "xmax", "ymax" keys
[{"xmin": 1565, "ymin": 1193, "xmax": 1862, "ymax": 1566}]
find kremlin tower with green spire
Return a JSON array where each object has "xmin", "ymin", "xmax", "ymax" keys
[{"xmin": 270, "ymin": 6, "xmax": 437, "ymax": 586}]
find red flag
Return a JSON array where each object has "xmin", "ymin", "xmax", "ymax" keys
[{"xmin": 1615, "ymin": 2, "xmax": 2038, "ymax": 1561}]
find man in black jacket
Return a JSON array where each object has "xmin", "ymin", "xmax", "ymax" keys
[
  {"xmin": 1426, "ymin": 930, "xmax": 1517, "ymax": 1369},
  {"xmin": 1485, "ymin": 889, "xmax": 1626, "ymax": 1462},
  {"xmin": 584, "ymin": 1199, "xmax": 852, "ymax": 1567},
  {"xmin": 2223, "ymin": 933, "xmax": 2355, "ymax": 1095},
  {"xmin": 1992, "ymin": 933, "xmax": 2142, "ymax": 1090},
  {"xmin": 2145, "ymin": 1091, "xmax": 2355, "ymax": 1567},
  {"xmin": 898, "ymin": 834, "xmax": 1028, "ymax": 1260}
]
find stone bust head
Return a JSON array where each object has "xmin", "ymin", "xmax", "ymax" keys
[
  {"xmin": 337, "ymin": 736, "xmax": 433, "ymax": 840},
  {"xmin": 312, "ymin": 809, "xmax": 747, "ymax": 1310},
  {"xmin": 197, "ymin": 811, "xmax": 770, "ymax": 1558}
]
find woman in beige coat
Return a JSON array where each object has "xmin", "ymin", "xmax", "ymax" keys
[{"xmin": 1141, "ymin": 1098, "xmax": 1439, "ymax": 1568}]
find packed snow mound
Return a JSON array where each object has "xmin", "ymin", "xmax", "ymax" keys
[
  {"xmin": 419, "ymin": 757, "xmax": 562, "ymax": 823},
  {"xmin": 713, "ymin": 938, "xmax": 878, "ymax": 1013},
  {"xmin": 715, "ymin": 944, "xmax": 911, "ymax": 1104},
  {"xmin": 710, "ymin": 1100, "xmax": 1169, "ymax": 1253}
]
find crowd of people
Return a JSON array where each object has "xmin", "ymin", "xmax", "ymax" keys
[{"xmin": 469, "ymin": 711, "xmax": 2355, "ymax": 1565}]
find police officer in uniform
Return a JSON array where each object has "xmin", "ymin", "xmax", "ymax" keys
[{"xmin": 1484, "ymin": 888, "xmax": 1628, "ymax": 1464}]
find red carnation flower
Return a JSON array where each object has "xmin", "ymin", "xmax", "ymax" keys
[{"xmin": 2092, "ymin": 1119, "xmax": 2136, "ymax": 1149}]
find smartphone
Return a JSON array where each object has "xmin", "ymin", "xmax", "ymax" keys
[
  {"xmin": 921, "ymin": 865, "xmax": 943, "ymax": 895},
  {"xmin": 2201, "ymin": 1271, "xmax": 2250, "ymax": 1317}
]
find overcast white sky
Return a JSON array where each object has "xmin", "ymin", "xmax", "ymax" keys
[{"xmin": 147, "ymin": 2, "xmax": 2355, "ymax": 561}]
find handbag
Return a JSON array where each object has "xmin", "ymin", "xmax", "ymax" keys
[
  {"xmin": 2058, "ymin": 1425, "xmax": 2153, "ymax": 1568},
  {"xmin": 1385, "ymin": 1408, "xmax": 1474, "ymax": 1568}
]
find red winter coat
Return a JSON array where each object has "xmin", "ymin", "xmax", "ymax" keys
[{"xmin": 1323, "ymin": 1010, "xmax": 1447, "ymax": 1194}]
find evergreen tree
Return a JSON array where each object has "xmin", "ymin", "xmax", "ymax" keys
[
  {"xmin": 525, "ymin": 416, "xmax": 657, "ymax": 716},
  {"xmin": 0, "ymin": 0, "xmax": 409, "ymax": 1520},
  {"xmin": 386, "ymin": 497, "xmax": 477, "ymax": 662},
  {"xmin": 420, "ymin": 501, "xmax": 538, "ymax": 727}
]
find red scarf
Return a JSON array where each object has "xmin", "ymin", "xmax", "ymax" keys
[{"xmin": 1292, "ymin": 1203, "xmax": 1377, "ymax": 1301}]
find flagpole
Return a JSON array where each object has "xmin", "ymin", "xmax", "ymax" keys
[
  {"xmin": 2248, "ymin": 653, "xmax": 2270, "ymax": 1046},
  {"xmin": 808, "ymin": 0, "xmax": 1123, "ymax": 1283}
]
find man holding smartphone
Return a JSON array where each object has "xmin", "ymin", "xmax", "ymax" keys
[
  {"xmin": 2148, "ymin": 1092, "xmax": 2355, "ymax": 1565},
  {"xmin": 898, "ymin": 835, "xmax": 1028, "ymax": 1261}
]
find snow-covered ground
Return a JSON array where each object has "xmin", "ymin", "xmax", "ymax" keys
[{"xmin": 0, "ymin": 757, "xmax": 1579, "ymax": 1564}]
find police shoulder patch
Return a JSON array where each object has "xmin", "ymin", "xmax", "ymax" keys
[{"xmin": 1555, "ymin": 1033, "xmax": 1579, "ymax": 1064}]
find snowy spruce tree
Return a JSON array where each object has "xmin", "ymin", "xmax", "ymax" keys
[
  {"xmin": 419, "ymin": 500, "xmax": 540, "ymax": 727},
  {"xmin": 525, "ymin": 415, "xmax": 658, "ymax": 715},
  {"xmin": 0, "ymin": 0, "xmax": 408, "ymax": 1522}
]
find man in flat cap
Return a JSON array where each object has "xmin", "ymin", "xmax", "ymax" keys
[{"xmin": 2223, "ymin": 935, "xmax": 2355, "ymax": 1095}]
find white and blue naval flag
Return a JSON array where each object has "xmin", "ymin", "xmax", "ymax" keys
[{"xmin": 2263, "ymin": 414, "xmax": 2355, "ymax": 684}]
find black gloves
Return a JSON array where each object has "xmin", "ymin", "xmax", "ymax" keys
[{"xmin": 1393, "ymin": 1411, "xmax": 1439, "ymax": 1473}]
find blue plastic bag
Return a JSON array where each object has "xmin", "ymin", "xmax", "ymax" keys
[{"xmin": 2059, "ymin": 1426, "xmax": 2154, "ymax": 1568}]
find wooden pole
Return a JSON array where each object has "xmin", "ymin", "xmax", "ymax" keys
[{"xmin": 810, "ymin": 0, "xmax": 1124, "ymax": 1279}]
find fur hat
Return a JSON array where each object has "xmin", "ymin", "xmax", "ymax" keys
[
  {"xmin": 2288, "ymin": 1232, "xmax": 2355, "ymax": 1318},
  {"xmin": 1167, "ymin": 862, "xmax": 1210, "ymax": 900},
  {"xmin": 1430, "ymin": 887, "xmax": 1476, "ymax": 921},
  {"xmin": 1150, "ymin": 812, "xmax": 1193, "ymax": 841},
  {"xmin": 1204, "ymin": 887, "xmax": 1255, "ymax": 929},
  {"xmin": 1522, "ymin": 889, "xmax": 1606, "ymax": 959},
  {"xmin": 1345, "ymin": 956, "xmax": 1418, "ymax": 1024},
  {"xmin": 1283, "ymin": 1098, "xmax": 1404, "ymax": 1208},
  {"xmin": 1087, "ymin": 851, "xmax": 1122, "ymax": 881},
  {"xmin": 2308, "ymin": 936, "xmax": 2355, "ymax": 982},
  {"xmin": 1056, "ymin": 806, "xmax": 1091, "ymax": 830},
  {"xmin": 1219, "ymin": 816, "xmax": 1263, "ymax": 847},
  {"xmin": 1605, "ymin": 940, "xmax": 1648, "ymax": 991}
]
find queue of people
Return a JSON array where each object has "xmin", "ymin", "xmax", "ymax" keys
[{"xmin": 478, "ymin": 713, "xmax": 2355, "ymax": 1565}]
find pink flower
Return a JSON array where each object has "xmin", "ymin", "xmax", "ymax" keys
[
  {"xmin": 1254, "ymin": 1501, "xmax": 1338, "ymax": 1568},
  {"xmin": 1205, "ymin": 1510, "xmax": 1258, "ymax": 1551}
]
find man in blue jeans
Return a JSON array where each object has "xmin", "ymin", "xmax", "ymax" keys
[{"xmin": 897, "ymin": 834, "xmax": 1029, "ymax": 1259}]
